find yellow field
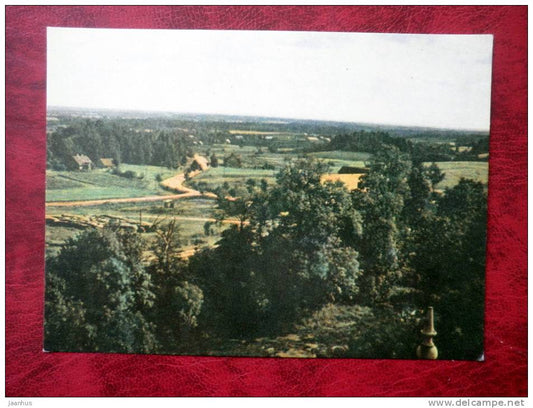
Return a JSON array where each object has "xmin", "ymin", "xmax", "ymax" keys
[{"xmin": 321, "ymin": 174, "xmax": 364, "ymax": 191}]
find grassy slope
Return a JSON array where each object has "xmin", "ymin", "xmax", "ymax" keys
[
  {"xmin": 46, "ymin": 165, "xmax": 176, "ymax": 202},
  {"xmin": 428, "ymin": 161, "xmax": 488, "ymax": 190}
]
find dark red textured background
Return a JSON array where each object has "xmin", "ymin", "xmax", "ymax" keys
[{"xmin": 5, "ymin": 6, "xmax": 527, "ymax": 397}]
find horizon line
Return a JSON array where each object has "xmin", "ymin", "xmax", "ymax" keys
[{"xmin": 47, "ymin": 105, "xmax": 491, "ymax": 134}]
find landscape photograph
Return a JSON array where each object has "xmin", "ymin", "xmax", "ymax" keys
[{"xmin": 45, "ymin": 28, "xmax": 493, "ymax": 360}]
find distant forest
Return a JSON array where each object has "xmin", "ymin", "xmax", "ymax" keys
[
  {"xmin": 47, "ymin": 119, "xmax": 194, "ymax": 170},
  {"xmin": 321, "ymin": 131, "xmax": 489, "ymax": 162}
]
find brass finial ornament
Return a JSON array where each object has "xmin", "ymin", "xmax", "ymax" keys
[{"xmin": 416, "ymin": 306, "xmax": 438, "ymax": 359}]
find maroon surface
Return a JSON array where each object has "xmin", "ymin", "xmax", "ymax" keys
[{"xmin": 5, "ymin": 6, "xmax": 527, "ymax": 397}]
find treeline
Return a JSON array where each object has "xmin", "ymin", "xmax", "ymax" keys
[
  {"xmin": 47, "ymin": 119, "xmax": 194, "ymax": 170},
  {"xmin": 45, "ymin": 145, "xmax": 486, "ymax": 359},
  {"xmin": 323, "ymin": 131, "xmax": 489, "ymax": 162}
]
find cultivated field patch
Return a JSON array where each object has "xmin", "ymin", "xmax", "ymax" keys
[{"xmin": 321, "ymin": 173, "xmax": 365, "ymax": 191}]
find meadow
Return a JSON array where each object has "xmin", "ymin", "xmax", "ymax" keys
[
  {"xmin": 46, "ymin": 164, "xmax": 176, "ymax": 202},
  {"xmin": 188, "ymin": 166, "xmax": 277, "ymax": 192},
  {"xmin": 428, "ymin": 161, "xmax": 488, "ymax": 190}
]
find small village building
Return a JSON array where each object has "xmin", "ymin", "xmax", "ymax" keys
[{"xmin": 71, "ymin": 154, "xmax": 94, "ymax": 171}]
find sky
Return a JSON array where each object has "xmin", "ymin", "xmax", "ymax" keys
[{"xmin": 47, "ymin": 28, "xmax": 493, "ymax": 131}]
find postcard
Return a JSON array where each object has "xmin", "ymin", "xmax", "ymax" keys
[{"xmin": 45, "ymin": 28, "xmax": 492, "ymax": 360}]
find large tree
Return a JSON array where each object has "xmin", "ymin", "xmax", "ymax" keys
[
  {"xmin": 352, "ymin": 145, "xmax": 412, "ymax": 303},
  {"xmin": 45, "ymin": 228, "xmax": 157, "ymax": 353},
  {"xmin": 147, "ymin": 219, "xmax": 204, "ymax": 351}
]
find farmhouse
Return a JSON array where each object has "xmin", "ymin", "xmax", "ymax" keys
[{"xmin": 70, "ymin": 154, "xmax": 94, "ymax": 171}]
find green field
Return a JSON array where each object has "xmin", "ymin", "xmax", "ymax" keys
[
  {"xmin": 189, "ymin": 166, "xmax": 277, "ymax": 191},
  {"xmin": 119, "ymin": 163, "xmax": 177, "ymax": 184},
  {"xmin": 428, "ymin": 161, "xmax": 488, "ymax": 190},
  {"xmin": 46, "ymin": 165, "xmax": 176, "ymax": 202}
]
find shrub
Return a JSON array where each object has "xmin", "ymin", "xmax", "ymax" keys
[{"xmin": 346, "ymin": 306, "xmax": 422, "ymax": 359}]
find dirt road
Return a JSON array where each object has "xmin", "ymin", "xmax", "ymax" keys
[
  {"xmin": 45, "ymin": 191, "xmax": 203, "ymax": 208},
  {"xmin": 159, "ymin": 173, "xmax": 195, "ymax": 194}
]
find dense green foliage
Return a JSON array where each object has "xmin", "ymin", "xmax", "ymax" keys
[
  {"xmin": 45, "ymin": 228, "xmax": 158, "ymax": 353},
  {"xmin": 45, "ymin": 224, "xmax": 204, "ymax": 354},
  {"xmin": 146, "ymin": 220, "xmax": 204, "ymax": 351},
  {"xmin": 325, "ymin": 131, "xmax": 489, "ymax": 162},
  {"xmin": 410, "ymin": 179, "xmax": 487, "ymax": 359},
  {"xmin": 352, "ymin": 146, "xmax": 413, "ymax": 303}
]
